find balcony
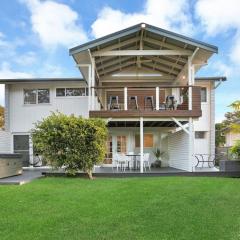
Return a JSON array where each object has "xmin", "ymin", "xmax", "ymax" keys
[{"xmin": 89, "ymin": 85, "xmax": 202, "ymax": 119}]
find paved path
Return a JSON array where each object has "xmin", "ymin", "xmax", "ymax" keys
[{"xmin": 0, "ymin": 169, "xmax": 43, "ymax": 185}]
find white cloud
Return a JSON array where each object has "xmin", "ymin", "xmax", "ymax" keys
[
  {"xmin": 196, "ymin": 0, "xmax": 240, "ymax": 65},
  {"xmin": 21, "ymin": 0, "xmax": 88, "ymax": 48},
  {"xmin": 0, "ymin": 62, "xmax": 34, "ymax": 105},
  {"xmin": 209, "ymin": 60, "xmax": 233, "ymax": 77},
  {"xmin": 0, "ymin": 62, "xmax": 33, "ymax": 79},
  {"xmin": 91, "ymin": 0, "xmax": 194, "ymax": 38},
  {"xmin": 15, "ymin": 51, "xmax": 37, "ymax": 66}
]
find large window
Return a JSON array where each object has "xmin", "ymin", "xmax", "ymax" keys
[
  {"xmin": 24, "ymin": 89, "xmax": 50, "ymax": 104},
  {"xmin": 200, "ymin": 87, "xmax": 207, "ymax": 102},
  {"xmin": 135, "ymin": 133, "xmax": 154, "ymax": 148},
  {"xmin": 117, "ymin": 136, "xmax": 127, "ymax": 153},
  {"xmin": 56, "ymin": 88, "xmax": 88, "ymax": 97}
]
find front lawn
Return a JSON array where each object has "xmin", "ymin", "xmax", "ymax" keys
[{"xmin": 0, "ymin": 177, "xmax": 240, "ymax": 240}]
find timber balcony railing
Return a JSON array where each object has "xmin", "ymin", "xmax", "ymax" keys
[{"xmin": 89, "ymin": 85, "xmax": 202, "ymax": 118}]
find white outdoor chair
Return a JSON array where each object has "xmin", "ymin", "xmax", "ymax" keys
[
  {"xmin": 115, "ymin": 153, "xmax": 128, "ymax": 172},
  {"xmin": 143, "ymin": 153, "xmax": 151, "ymax": 171},
  {"xmin": 127, "ymin": 152, "xmax": 134, "ymax": 170},
  {"xmin": 136, "ymin": 153, "xmax": 151, "ymax": 171}
]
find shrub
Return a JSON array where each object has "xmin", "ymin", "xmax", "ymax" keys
[
  {"xmin": 31, "ymin": 112, "xmax": 108, "ymax": 179},
  {"xmin": 230, "ymin": 140, "xmax": 240, "ymax": 160}
]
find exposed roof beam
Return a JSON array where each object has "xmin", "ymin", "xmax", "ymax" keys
[
  {"xmin": 144, "ymin": 45, "xmax": 188, "ymax": 64},
  {"xmin": 143, "ymin": 62, "xmax": 179, "ymax": 76},
  {"xmin": 143, "ymin": 37, "xmax": 192, "ymax": 52},
  {"xmin": 146, "ymin": 56, "xmax": 183, "ymax": 70},
  {"xmin": 92, "ymin": 49, "xmax": 193, "ymax": 57},
  {"xmin": 99, "ymin": 62, "xmax": 135, "ymax": 76},
  {"xmin": 92, "ymin": 36, "xmax": 141, "ymax": 54},
  {"xmin": 97, "ymin": 56, "xmax": 134, "ymax": 70}
]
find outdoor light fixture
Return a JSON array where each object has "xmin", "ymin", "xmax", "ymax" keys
[{"xmin": 141, "ymin": 23, "xmax": 146, "ymax": 28}]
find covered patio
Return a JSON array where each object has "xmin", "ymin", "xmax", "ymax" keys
[{"xmin": 102, "ymin": 118, "xmax": 193, "ymax": 173}]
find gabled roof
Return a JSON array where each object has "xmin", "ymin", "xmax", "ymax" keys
[
  {"xmin": 69, "ymin": 23, "xmax": 218, "ymax": 81},
  {"xmin": 69, "ymin": 23, "xmax": 218, "ymax": 55}
]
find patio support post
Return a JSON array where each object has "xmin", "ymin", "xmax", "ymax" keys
[
  {"xmin": 188, "ymin": 117, "xmax": 194, "ymax": 172},
  {"xmin": 140, "ymin": 117, "xmax": 144, "ymax": 173},
  {"xmin": 124, "ymin": 87, "xmax": 128, "ymax": 110},
  {"xmin": 91, "ymin": 58, "xmax": 95, "ymax": 110},
  {"xmin": 156, "ymin": 87, "xmax": 159, "ymax": 110},
  {"xmin": 188, "ymin": 57, "xmax": 192, "ymax": 111},
  {"xmin": 76, "ymin": 64, "xmax": 92, "ymax": 111},
  {"xmin": 88, "ymin": 65, "xmax": 92, "ymax": 111}
]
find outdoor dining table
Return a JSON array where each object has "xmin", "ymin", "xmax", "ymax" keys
[{"xmin": 126, "ymin": 154, "xmax": 140, "ymax": 170}]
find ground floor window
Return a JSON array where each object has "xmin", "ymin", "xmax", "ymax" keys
[
  {"xmin": 117, "ymin": 136, "xmax": 127, "ymax": 153},
  {"xmin": 135, "ymin": 133, "xmax": 154, "ymax": 148},
  {"xmin": 195, "ymin": 131, "xmax": 206, "ymax": 139}
]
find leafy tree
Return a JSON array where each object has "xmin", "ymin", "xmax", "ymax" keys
[
  {"xmin": 31, "ymin": 112, "xmax": 108, "ymax": 179},
  {"xmin": 228, "ymin": 100, "xmax": 240, "ymax": 133},
  {"xmin": 0, "ymin": 105, "xmax": 4, "ymax": 129},
  {"xmin": 230, "ymin": 140, "xmax": 240, "ymax": 159},
  {"xmin": 215, "ymin": 123, "xmax": 225, "ymax": 147}
]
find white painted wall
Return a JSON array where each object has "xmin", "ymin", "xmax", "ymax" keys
[
  {"xmin": 193, "ymin": 81, "xmax": 214, "ymax": 155},
  {"xmin": 8, "ymin": 81, "xmax": 89, "ymax": 133},
  {"xmin": 0, "ymin": 131, "xmax": 11, "ymax": 153},
  {"xmin": 168, "ymin": 130, "xmax": 190, "ymax": 171}
]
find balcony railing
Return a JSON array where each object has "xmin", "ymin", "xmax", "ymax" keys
[{"xmin": 90, "ymin": 85, "xmax": 201, "ymax": 118}]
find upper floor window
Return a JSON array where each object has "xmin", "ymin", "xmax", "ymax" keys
[
  {"xmin": 24, "ymin": 89, "xmax": 50, "ymax": 104},
  {"xmin": 56, "ymin": 88, "xmax": 88, "ymax": 97},
  {"xmin": 200, "ymin": 87, "xmax": 207, "ymax": 102}
]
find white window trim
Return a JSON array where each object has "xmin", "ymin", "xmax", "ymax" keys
[
  {"xmin": 23, "ymin": 88, "xmax": 51, "ymax": 105},
  {"xmin": 55, "ymin": 87, "xmax": 88, "ymax": 97},
  {"xmin": 200, "ymin": 87, "xmax": 208, "ymax": 104}
]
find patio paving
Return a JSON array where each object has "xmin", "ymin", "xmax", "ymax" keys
[{"xmin": 0, "ymin": 169, "xmax": 43, "ymax": 185}]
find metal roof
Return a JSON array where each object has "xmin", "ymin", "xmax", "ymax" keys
[
  {"xmin": 70, "ymin": 23, "xmax": 218, "ymax": 55},
  {"xmin": 0, "ymin": 77, "xmax": 85, "ymax": 83},
  {"xmin": 195, "ymin": 76, "xmax": 227, "ymax": 81}
]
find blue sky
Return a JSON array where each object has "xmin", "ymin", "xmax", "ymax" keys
[{"xmin": 0, "ymin": 0, "xmax": 239, "ymax": 122}]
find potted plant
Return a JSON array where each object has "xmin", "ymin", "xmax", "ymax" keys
[
  {"xmin": 151, "ymin": 148, "xmax": 164, "ymax": 168},
  {"xmin": 220, "ymin": 140, "xmax": 240, "ymax": 172}
]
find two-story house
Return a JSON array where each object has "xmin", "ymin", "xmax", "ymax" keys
[{"xmin": 0, "ymin": 23, "xmax": 226, "ymax": 172}]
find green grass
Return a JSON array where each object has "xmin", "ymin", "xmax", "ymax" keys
[{"xmin": 0, "ymin": 177, "xmax": 240, "ymax": 240}]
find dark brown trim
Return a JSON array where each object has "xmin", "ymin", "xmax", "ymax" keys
[{"xmin": 90, "ymin": 109, "xmax": 202, "ymax": 118}]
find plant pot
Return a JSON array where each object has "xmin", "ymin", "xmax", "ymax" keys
[{"xmin": 151, "ymin": 160, "xmax": 162, "ymax": 168}]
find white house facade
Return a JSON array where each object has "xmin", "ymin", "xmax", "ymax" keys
[{"xmin": 0, "ymin": 23, "xmax": 226, "ymax": 172}]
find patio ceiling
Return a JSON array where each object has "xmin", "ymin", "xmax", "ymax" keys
[{"xmin": 70, "ymin": 23, "xmax": 217, "ymax": 83}]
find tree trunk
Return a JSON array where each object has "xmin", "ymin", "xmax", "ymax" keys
[{"xmin": 87, "ymin": 169, "xmax": 94, "ymax": 179}]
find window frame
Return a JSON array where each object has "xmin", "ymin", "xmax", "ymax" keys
[
  {"xmin": 23, "ymin": 88, "xmax": 50, "ymax": 105},
  {"xmin": 135, "ymin": 133, "xmax": 154, "ymax": 148},
  {"xmin": 56, "ymin": 87, "xmax": 88, "ymax": 97},
  {"xmin": 200, "ymin": 87, "xmax": 207, "ymax": 103},
  {"xmin": 195, "ymin": 131, "xmax": 206, "ymax": 139}
]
